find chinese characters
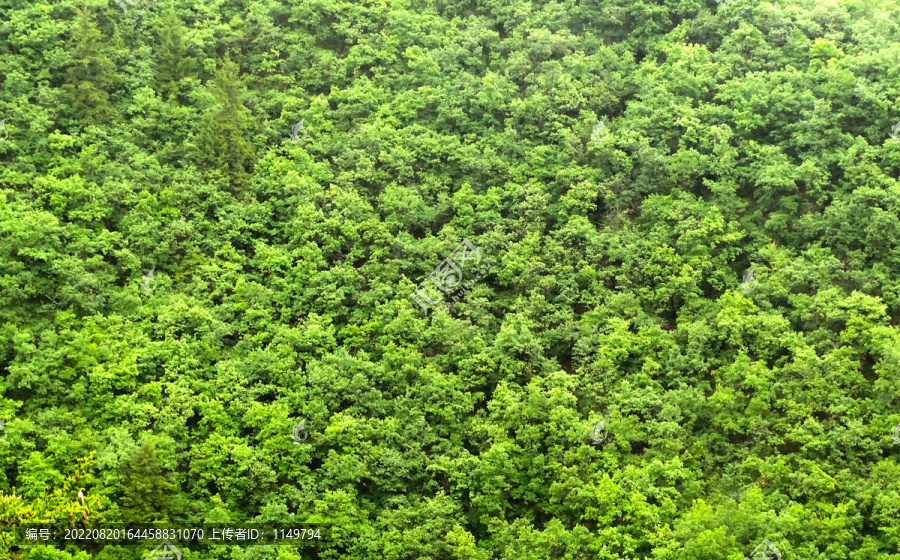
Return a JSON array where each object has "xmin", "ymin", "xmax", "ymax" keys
[{"xmin": 409, "ymin": 239, "xmax": 490, "ymax": 319}]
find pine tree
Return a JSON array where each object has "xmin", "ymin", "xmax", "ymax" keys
[
  {"xmin": 120, "ymin": 440, "xmax": 177, "ymax": 523},
  {"xmin": 194, "ymin": 57, "xmax": 256, "ymax": 190},
  {"xmin": 61, "ymin": 5, "xmax": 116, "ymax": 124},
  {"xmin": 155, "ymin": 5, "xmax": 195, "ymax": 96}
]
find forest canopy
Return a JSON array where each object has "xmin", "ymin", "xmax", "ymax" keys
[{"xmin": 1, "ymin": 0, "xmax": 900, "ymax": 558}]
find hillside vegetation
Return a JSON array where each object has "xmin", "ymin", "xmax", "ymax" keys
[{"xmin": 2, "ymin": 0, "xmax": 900, "ymax": 558}]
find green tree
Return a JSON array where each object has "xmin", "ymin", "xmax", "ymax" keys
[
  {"xmin": 194, "ymin": 57, "xmax": 256, "ymax": 190},
  {"xmin": 0, "ymin": 454, "xmax": 99, "ymax": 558},
  {"xmin": 61, "ymin": 5, "xmax": 116, "ymax": 125},
  {"xmin": 119, "ymin": 440, "xmax": 178, "ymax": 523},
  {"xmin": 155, "ymin": 5, "xmax": 196, "ymax": 97}
]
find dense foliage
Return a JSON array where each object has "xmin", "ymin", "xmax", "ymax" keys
[{"xmin": 2, "ymin": 0, "xmax": 900, "ymax": 557}]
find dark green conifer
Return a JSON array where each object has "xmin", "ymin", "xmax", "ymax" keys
[
  {"xmin": 61, "ymin": 5, "xmax": 116, "ymax": 125},
  {"xmin": 155, "ymin": 5, "xmax": 195, "ymax": 97},
  {"xmin": 194, "ymin": 57, "xmax": 256, "ymax": 190},
  {"xmin": 120, "ymin": 440, "xmax": 178, "ymax": 522}
]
